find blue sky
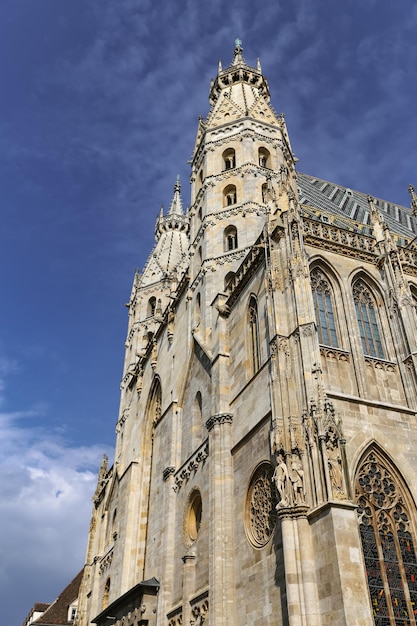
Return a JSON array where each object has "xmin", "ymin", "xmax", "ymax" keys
[{"xmin": 1, "ymin": 1, "xmax": 417, "ymax": 624}]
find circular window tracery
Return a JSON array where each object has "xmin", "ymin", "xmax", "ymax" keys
[{"xmin": 245, "ymin": 462, "xmax": 278, "ymax": 548}]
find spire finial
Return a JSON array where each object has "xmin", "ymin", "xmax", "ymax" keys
[
  {"xmin": 232, "ymin": 38, "xmax": 245, "ymax": 66},
  {"xmin": 168, "ymin": 176, "xmax": 183, "ymax": 215},
  {"xmin": 409, "ymin": 184, "xmax": 417, "ymax": 217}
]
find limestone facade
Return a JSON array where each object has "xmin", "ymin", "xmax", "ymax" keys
[{"xmin": 75, "ymin": 42, "xmax": 417, "ymax": 626}]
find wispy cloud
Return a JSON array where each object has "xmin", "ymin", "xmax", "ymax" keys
[{"xmin": 0, "ymin": 407, "xmax": 112, "ymax": 618}]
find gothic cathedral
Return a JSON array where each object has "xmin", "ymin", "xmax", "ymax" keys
[{"xmin": 75, "ymin": 42, "xmax": 417, "ymax": 626}]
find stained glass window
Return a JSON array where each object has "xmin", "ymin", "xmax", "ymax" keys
[
  {"xmin": 311, "ymin": 268, "xmax": 339, "ymax": 347},
  {"xmin": 353, "ymin": 280, "xmax": 384, "ymax": 359},
  {"xmin": 355, "ymin": 450, "xmax": 417, "ymax": 625}
]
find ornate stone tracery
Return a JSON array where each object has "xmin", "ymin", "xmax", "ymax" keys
[
  {"xmin": 355, "ymin": 449, "xmax": 417, "ymax": 625},
  {"xmin": 246, "ymin": 462, "xmax": 278, "ymax": 547}
]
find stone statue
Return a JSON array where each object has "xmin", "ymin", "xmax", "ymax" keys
[
  {"xmin": 326, "ymin": 431, "xmax": 343, "ymax": 495},
  {"xmin": 272, "ymin": 452, "xmax": 290, "ymax": 507},
  {"xmin": 290, "ymin": 453, "xmax": 305, "ymax": 504}
]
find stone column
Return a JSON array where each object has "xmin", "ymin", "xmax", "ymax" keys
[
  {"xmin": 181, "ymin": 551, "xmax": 196, "ymax": 626},
  {"xmin": 206, "ymin": 413, "xmax": 236, "ymax": 626},
  {"xmin": 157, "ymin": 466, "xmax": 177, "ymax": 625},
  {"xmin": 309, "ymin": 501, "xmax": 374, "ymax": 626},
  {"xmin": 278, "ymin": 506, "xmax": 320, "ymax": 626}
]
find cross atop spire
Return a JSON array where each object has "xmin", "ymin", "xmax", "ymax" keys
[{"xmin": 231, "ymin": 38, "xmax": 245, "ymax": 66}]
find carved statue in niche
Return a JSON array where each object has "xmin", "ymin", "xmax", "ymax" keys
[
  {"xmin": 289, "ymin": 453, "xmax": 305, "ymax": 504},
  {"xmin": 326, "ymin": 429, "xmax": 344, "ymax": 496},
  {"xmin": 272, "ymin": 452, "xmax": 291, "ymax": 507}
]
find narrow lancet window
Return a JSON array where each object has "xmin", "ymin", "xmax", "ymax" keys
[
  {"xmin": 353, "ymin": 280, "xmax": 384, "ymax": 358},
  {"xmin": 311, "ymin": 268, "xmax": 338, "ymax": 347}
]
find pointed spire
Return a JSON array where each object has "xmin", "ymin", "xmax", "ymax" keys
[
  {"xmin": 231, "ymin": 38, "xmax": 246, "ymax": 66},
  {"xmin": 368, "ymin": 194, "xmax": 385, "ymax": 242},
  {"xmin": 168, "ymin": 175, "xmax": 183, "ymax": 215},
  {"xmin": 218, "ymin": 58, "xmax": 223, "ymax": 74},
  {"xmin": 257, "ymin": 58, "xmax": 262, "ymax": 72},
  {"xmin": 409, "ymin": 184, "xmax": 417, "ymax": 217}
]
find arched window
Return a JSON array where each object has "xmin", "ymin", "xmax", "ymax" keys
[
  {"xmin": 311, "ymin": 268, "xmax": 338, "ymax": 347},
  {"xmin": 353, "ymin": 279, "xmax": 384, "ymax": 358},
  {"xmin": 147, "ymin": 296, "xmax": 156, "ymax": 317},
  {"xmin": 258, "ymin": 147, "xmax": 270, "ymax": 168},
  {"xmin": 102, "ymin": 578, "xmax": 110, "ymax": 610},
  {"xmin": 355, "ymin": 447, "xmax": 417, "ymax": 625},
  {"xmin": 224, "ymin": 271, "xmax": 235, "ymax": 291},
  {"xmin": 195, "ymin": 293, "xmax": 201, "ymax": 327},
  {"xmin": 192, "ymin": 391, "xmax": 203, "ymax": 441},
  {"xmin": 223, "ymin": 148, "xmax": 236, "ymax": 170},
  {"xmin": 224, "ymin": 225, "xmax": 238, "ymax": 251},
  {"xmin": 223, "ymin": 185, "xmax": 237, "ymax": 207},
  {"xmin": 248, "ymin": 296, "xmax": 260, "ymax": 373}
]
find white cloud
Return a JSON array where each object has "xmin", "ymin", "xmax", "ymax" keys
[{"xmin": 0, "ymin": 407, "xmax": 112, "ymax": 625}]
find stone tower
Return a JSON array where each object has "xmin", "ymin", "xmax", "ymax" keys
[{"xmin": 75, "ymin": 42, "xmax": 417, "ymax": 626}]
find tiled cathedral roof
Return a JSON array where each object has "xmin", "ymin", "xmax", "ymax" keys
[{"xmin": 297, "ymin": 172, "xmax": 416, "ymax": 242}]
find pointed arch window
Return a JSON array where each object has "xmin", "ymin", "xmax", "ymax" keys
[
  {"xmin": 146, "ymin": 377, "xmax": 162, "ymax": 429},
  {"xmin": 248, "ymin": 296, "xmax": 260, "ymax": 373},
  {"xmin": 353, "ymin": 280, "xmax": 384, "ymax": 359},
  {"xmin": 195, "ymin": 292, "xmax": 201, "ymax": 327},
  {"xmin": 355, "ymin": 449, "xmax": 417, "ymax": 625},
  {"xmin": 224, "ymin": 225, "xmax": 238, "ymax": 251},
  {"xmin": 311, "ymin": 268, "xmax": 338, "ymax": 347},
  {"xmin": 192, "ymin": 391, "xmax": 203, "ymax": 442}
]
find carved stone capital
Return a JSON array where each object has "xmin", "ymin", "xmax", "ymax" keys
[
  {"xmin": 276, "ymin": 503, "xmax": 310, "ymax": 520},
  {"xmin": 205, "ymin": 413, "xmax": 233, "ymax": 431}
]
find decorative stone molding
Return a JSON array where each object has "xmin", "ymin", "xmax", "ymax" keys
[
  {"xmin": 174, "ymin": 441, "xmax": 209, "ymax": 491},
  {"xmin": 99, "ymin": 547, "xmax": 113, "ymax": 574},
  {"xmin": 364, "ymin": 356, "xmax": 396, "ymax": 371},
  {"xmin": 167, "ymin": 606, "xmax": 183, "ymax": 626},
  {"xmin": 116, "ymin": 407, "xmax": 129, "ymax": 433},
  {"xmin": 319, "ymin": 346, "xmax": 351, "ymax": 362},
  {"xmin": 276, "ymin": 503, "xmax": 310, "ymax": 520},
  {"xmin": 303, "ymin": 217, "xmax": 376, "ymax": 263},
  {"xmin": 205, "ymin": 413, "xmax": 233, "ymax": 431},
  {"xmin": 300, "ymin": 322, "xmax": 315, "ymax": 337},
  {"xmin": 163, "ymin": 466, "xmax": 176, "ymax": 481},
  {"xmin": 190, "ymin": 591, "xmax": 209, "ymax": 626}
]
